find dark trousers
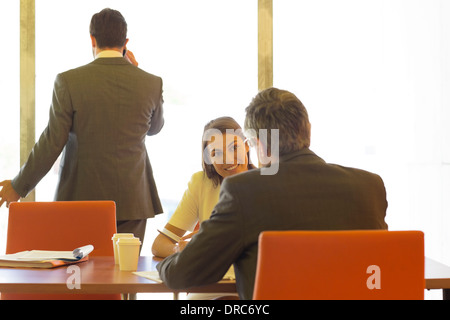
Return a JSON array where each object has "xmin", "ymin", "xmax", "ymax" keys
[
  {"xmin": 116, "ymin": 219, "xmax": 147, "ymax": 248},
  {"xmin": 116, "ymin": 219, "xmax": 147, "ymax": 300}
]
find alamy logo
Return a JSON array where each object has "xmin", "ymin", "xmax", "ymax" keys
[
  {"xmin": 66, "ymin": 265, "xmax": 81, "ymax": 290},
  {"xmin": 366, "ymin": 265, "xmax": 381, "ymax": 290},
  {"xmin": 203, "ymin": 128, "xmax": 280, "ymax": 175}
]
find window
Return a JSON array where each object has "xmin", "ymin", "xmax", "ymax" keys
[
  {"xmin": 0, "ymin": 1, "xmax": 19, "ymax": 253},
  {"xmin": 274, "ymin": 0, "xmax": 450, "ymax": 262},
  {"xmin": 35, "ymin": 0, "xmax": 256, "ymax": 252},
  {"xmin": 8, "ymin": 0, "xmax": 449, "ymax": 269}
]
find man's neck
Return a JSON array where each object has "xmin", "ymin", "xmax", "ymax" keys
[{"xmin": 94, "ymin": 48, "xmax": 123, "ymax": 59}]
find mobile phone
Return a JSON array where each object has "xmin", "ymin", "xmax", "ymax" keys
[
  {"xmin": 157, "ymin": 228, "xmax": 181, "ymax": 243},
  {"xmin": 122, "ymin": 49, "xmax": 127, "ymax": 56}
]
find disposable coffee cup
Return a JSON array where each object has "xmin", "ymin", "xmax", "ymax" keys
[
  {"xmin": 117, "ymin": 237, "xmax": 141, "ymax": 271},
  {"xmin": 111, "ymin": 233, "xmax": 135, "ymax": 264}
]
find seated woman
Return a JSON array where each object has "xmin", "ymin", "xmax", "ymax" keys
[
  {"xmin": 151, "ymin": 116, "xmax": 255, "ymax": 299},
  {"xmin": 152, "ymin": 116, "xmax": 255, "ymax": 257}
]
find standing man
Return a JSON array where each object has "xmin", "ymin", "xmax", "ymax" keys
[
  {"xmin": 0, "ymin": 8, "xmax": 164, "ymax": 244},
  {"xmin": 157, "ymin": 87, "xmax": 387, "ymax": 299}
]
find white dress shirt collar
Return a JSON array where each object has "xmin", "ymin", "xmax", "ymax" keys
[{"xmin": 95, "ymin": 50, "xmax": 123, "ymax": 59}]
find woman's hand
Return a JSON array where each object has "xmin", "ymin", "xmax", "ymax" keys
[
  {"xmin": 173, "ymin": 231, "xmax": 198, "ymax": 253},
  {"xmin": 180, "ymin": 231, "xmax": 198, "ymax": 241}
]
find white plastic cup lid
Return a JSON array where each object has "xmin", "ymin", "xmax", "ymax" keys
[
  {"xmin": 112, "ymin": 233, "xmax": 135, "ymax": 240},
  {"xmin": 117, "ymin": 237, "xmax": 141, "ymax": 245}
]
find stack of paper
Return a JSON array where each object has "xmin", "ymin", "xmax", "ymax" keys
[
  {"xmin": 133, "ymin": 267, "xmax": 235, "ymax": 283},
  {"xmin": 0, "ymin": 245, "xmax": 94, "ymax": 269}
]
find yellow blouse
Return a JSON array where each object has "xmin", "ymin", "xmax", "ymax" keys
[{"xmin": 168, "ymin": 171, "xmax": 220, "ymax": 231}]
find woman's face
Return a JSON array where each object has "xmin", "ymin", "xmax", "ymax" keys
[{"xmin": 207, "ymin": 133, "xmax": 249, "ymax": 179}]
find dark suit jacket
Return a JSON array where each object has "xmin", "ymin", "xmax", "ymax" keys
[
  {"xmin": 12, "ymin": 57, "xmax": 164, "ymax": 221},
  {"xmin": 157, "ymin": 148, "xmax": 388, "ymax": 299}
]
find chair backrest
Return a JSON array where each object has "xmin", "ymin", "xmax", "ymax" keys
[
  {"xmin": 253, "ymin": 230, "xmax": 424, "ymax": 300},
  {"xmin": 7, "ymin": 201, "xmax": 116, "ymax": 256},
  {"xmin": 3, "ymin": 201, "xmax": 119, "ymax": 300}
]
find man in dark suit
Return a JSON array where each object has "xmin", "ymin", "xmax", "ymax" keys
[
  {"xmin": 157, "ymin": 87, "xmax": 387, "ymax": 300},
  {"xmin": 0, "ymin": 9, "xmax": 164, "ymax": 243}
]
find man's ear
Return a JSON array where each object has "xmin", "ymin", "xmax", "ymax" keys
[{"xmin": 90, "ymin": 35, "xmax": 96, "ymax": 48}]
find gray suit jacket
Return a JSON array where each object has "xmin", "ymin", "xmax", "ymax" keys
[
  {"xmin": 12, "ymin": 57, "xmax": 164, "ymax": 221},
  {"xmin": 157, "ymin": 148, "xmax": 388, "ymax": 299}
]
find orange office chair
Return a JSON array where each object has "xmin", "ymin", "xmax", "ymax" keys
[
  {"xmin": 253, "ymin": 230, "xmax": 425, "ymax": 300},
  {"xmin": 3, "ymin": 201, "xmax": 120, "ymax": 300}
]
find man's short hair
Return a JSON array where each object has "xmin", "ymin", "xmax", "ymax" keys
[
  {"xmin": 244, "ymin": 87, "xmax": 311, "ymax": 156},
  {"xmin": 89, "ymin": 8, "xmax": 127, "ymax": 48}
]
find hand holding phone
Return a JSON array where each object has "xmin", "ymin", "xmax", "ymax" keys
[{"xmin": 123, "ymin": 48, "xmax": 139, "ymax": 67}]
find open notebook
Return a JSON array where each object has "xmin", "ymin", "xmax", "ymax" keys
[{"xmin": 0, "ymin": 245, "xmax": 94, "ymax": 269}]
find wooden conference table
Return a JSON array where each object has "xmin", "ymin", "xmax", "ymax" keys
[
  {"xmin": 0, "ymin": 256, "xmax": 235, "ymax": 299},
  {"xmin": 0, "ymin": 256, "xmax": 449, "ymax": 299}
]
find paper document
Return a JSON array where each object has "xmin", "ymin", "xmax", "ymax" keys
[
  {"xmin": 133, "ymin": 267, "xmax": 235, "ymax": 283},
  {"xmin": 1, "ymin": 245, "xmax": 94, "ymax": 262},
  {"xmin": 0, "ymin": 244, "xmax": 94, "ymax": 268},
  {"xmin": 133, "ymin": 271, "xmax": 163, "ymax": 283}
]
